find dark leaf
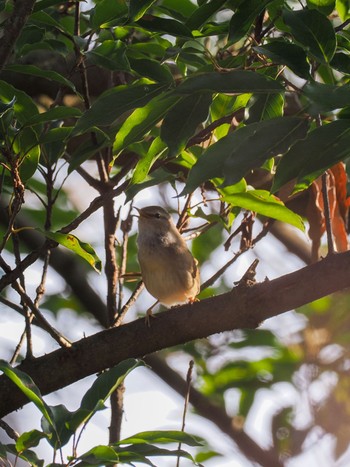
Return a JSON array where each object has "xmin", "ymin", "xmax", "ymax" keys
[
  {"xmin": 282, "ymin": 8, "xmax": 336, "ymax": 64},
  {"xmin": 184, "ymin": 117, "xmax": 309, "ymax": 193},
  {"xmin": 161, "ymin": 93, "xmax": 212, "ymax": 155},
  {"xmin": 176, "ymin": 70, "xmax": 283, "ymax": 94},
  {"xmin": 273, "ymin": 120, "xmax": 350, "ymax": 193},
  {"xmin": 229, "ymin": 0, "xmax": 274, "ymax": 43},
  {"xmin": 254, "ymin": 41, "xmax": 310, "ymax": 79},
  {"xmin": 73, "ymin": 83, "xmax": 169, "ymax": 135}
]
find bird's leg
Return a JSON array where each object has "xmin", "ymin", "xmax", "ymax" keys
[{"xmin": 145, "ymin": 300, "xmax": 159, "ymax": 327}]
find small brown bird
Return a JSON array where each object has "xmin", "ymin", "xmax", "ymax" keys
[{"xmin": 136, "ymin": 206, "xmax": 200, "ymax": 325}]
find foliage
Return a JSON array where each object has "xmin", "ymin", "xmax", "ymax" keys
[
  {"xmin": 0, "ymin": 359, "xmax": 205, "ymax": 466},
  {"xmin": 1, "ymin": 0, "xmax": 350, "ymax": 465}
]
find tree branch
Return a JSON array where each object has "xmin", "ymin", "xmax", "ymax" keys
[
  {"xmin": 0, "ymin": 0, "xmax": 36, "ymax": 71},
  {"xmin": 1, "ymin": 250, "xmax": 350, "ymax": 417}
]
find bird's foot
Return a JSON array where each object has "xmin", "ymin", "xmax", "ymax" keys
[{"xmin": 145, "ymin": 308, "xmax": 157, "ymax": 327}]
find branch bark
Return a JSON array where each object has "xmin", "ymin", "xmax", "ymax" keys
[
  {"xmin": 1, "ymin": 250, "xmax": 350, "ymax": 417},
  {"xmin": 0, "ymin": 0, "xmax": 36, "ymax": 71}
]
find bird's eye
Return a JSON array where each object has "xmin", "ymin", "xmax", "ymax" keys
[{"xmin": 154, "ymin": 212, "xmax": 161, "ymax": 219}]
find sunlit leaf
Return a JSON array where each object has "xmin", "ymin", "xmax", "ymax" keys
[
  {"xmin": 38, "ymin": 230, "xmax": 102, "ymax": 273},
  {"xmin": 223, "ymin": 190, "xmax": 305, "ymax": 231},
  {"xmin": 131, "ymin": 137, "xmax": 168, "ymax": 185},
  {"xmin": 16, "ymin": 430, "xmax": 48, "ymax": 452},
  {"xmin": 113, "ymin": 93, "xmax": 180, "ymax": 154},
  {"xmin": 245, "ymin": 93, "xmax": 284, "ymax": 123}
]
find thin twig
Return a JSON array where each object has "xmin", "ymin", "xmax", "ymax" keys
[
  {"xmin": 322, "ymin": 171, "xmax": 335, "ymax": 255},
  {"xmin": 114, "ymin": 281, "xmax": 144, "ymax": 327},
  {"xmin": 177, "ymin": 194, "xmax": 193, "ymax": 230},
  {"xmin": 59, "ymin": 180, "xmax": 128, "ymax": 234},
  {"xmin": 176, "ymin": 360, "xmax": 194, "ymax": 467},
  {"xmin": 11, "ymin": 230, "xmax": 33, "ymax": 359},
  {"xmin": 12, "ymin": 281, "xmax": 72, "ymax": 348},
  {"xmin": 335, "ymin": 18, "xmax": 350, "ymax": 32},
  {"xmin": 201, "ymin": 219, "xmax": 272, "ymax": 291},
  {"xmin": 117, "ymin": 205, "xmax": 133, "ymax": 314}
]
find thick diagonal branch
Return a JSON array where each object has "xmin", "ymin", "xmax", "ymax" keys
[{"xmin": 1, "ymin": 250, "xmax": 350, "ymax": 418}]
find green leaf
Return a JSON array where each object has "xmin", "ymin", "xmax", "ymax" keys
[
  {"xmin": 131, "ymin": 136, "xmax": 168, "ymax": 184},
  {"xmin": 116, "ymin": 444, "xmax": 197, "ymax": 463},
  {"xmin": 125, "ymin": 167, "xmax": 175, "ymax": 201},
  {"xmin": 38, "ymin": 231, "xmax": 102, "ymax": 273},
  {"xmin": 15, "ymin": 127, "xmax": 40, "ymax": 181},
  {"xmin": 229, "ymin": 0, "xmax": 274, "ymax": 43},
  {"xmin": 254, "ymin": 41, "xmax": 310, "ymax": 79},
  {"xmin": 336, "ymin": 0, "xmax": 350, "ymax": 20},
  {"xmin": 245, "ymin": 93, "xmax": 284, "ymax": 123},
  {"xmin": 86, "ymin": 40, "xmax": 130, "ymax": 71},
  {"xmin": 330, "ymin": 52, "xmax": 350, "ymax": 74},
  {"xmin": 16, "ymin": 430, "xmax": 48, "ymax": 452},
  {"xmin": 113, "ymin": 93, "xmax": 180, "ymax": 154},
  {"xmin": 5, "ymin": 444, "xmax": 45, "ymax": 467},
  {"xmin": 41, "ymin": 404, "xmax": 75, "ymax": 449},
  {"xmin": 0, "ymin": 95, "xmax": 16, "ymax": 116},
  {"xmin": 160, "ymin": 93, "xmax": 212, "ymax": 155},
  {"xmin": 306, "ymin": 0, "xmax": 335, "ymax": 15},
  {"xmin": 282, "ymin": 8, "xmax": 336, "ymax": 64},
  {"xmin": 77, "ymin": 445, "xmax": 120, "ymax": 465},
  {"xmin": 273, "ymin": 119, "xmax": 350, "ymax": 193},
  {"xmin": 4, "ymin": 64, "xmax": 77, "ymax": 93},
  {"xmin": 185, "ymin": 0, "xmax": 226, "ymax": 30},
  {"xmin": 137, "ymin": 16, "xmax": 193, "ymax": 37},
  {"xmin": 92, "ymin": 0, "xmax": 128, "ymax": 28},
  {"xmin": 223, "ymin": 190, "xmax": 305, "ymax": 230},
  {"xmin": 68, "ymin": 359, "xmax": 144, "ymax": 431},
  {"xmin": 0, "ymin": 81, "xmax": 39, "ymax": 124},
  {"xmin": 128, "ymin": 57, "xmax": 174, "ymax": 83},
  {"xmin": 0, "ymin": 360, "xmax": 55, "ymax": 428},
  {"xmin": 22, "ymin": 106, "xmax": 81, "ymax": 126},
  {"xmin": 176, "ymin": 70, "xmax": 284, "ymax": 94},
  {"xmin": 73, "ymin": 82, "xmax": 169, "ymax": 135},
  {"xmin": 118, "ymin": 430, "xmax": 204, "ymax": 447},
  {"xmin": 39, "ymin": 126, "xmax": 73, "ymax": 144},
  {"xmin": 128, "ymin": 0, "xmax": 157, "ymax": 21},
  {"xmin": 68, "ymin": 128, "xmax": 110, "ymax": 172},
  {"xmin": 184, "ymin": 117, "xmax": 309, "ymax": 193},
  {"xmin": 303, "ymin": 81, "xmax": 350, "ymax": 112}
]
